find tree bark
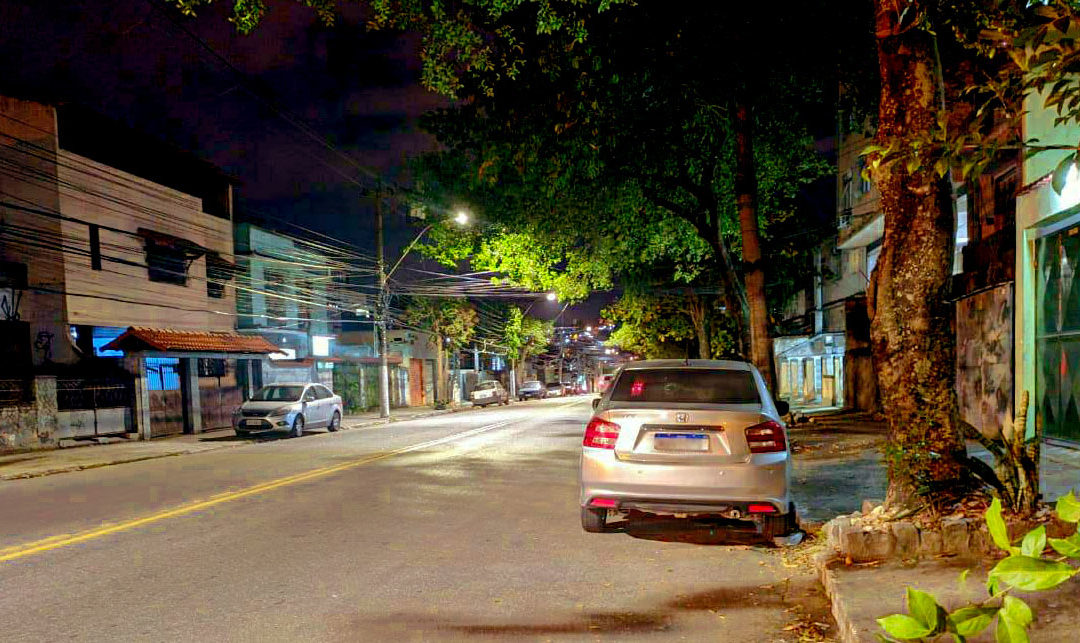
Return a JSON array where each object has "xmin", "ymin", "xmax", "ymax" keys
[
  {"xmin": 734, "ymin": 94, "xmax": 775, "ymax": 392},
  {"xmin": 870, "ymin": 0, "xmax": 966, "ymax": 509},
  {"xmin": 687, "ymin": 290, "xmax": 711, "ymax": 359},
  {"xmin": 435, "ymin": 340, "xmax": 446, "ymax": 402}
]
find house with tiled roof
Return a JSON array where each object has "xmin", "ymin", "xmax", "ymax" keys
[{"xmin": 0, "ymin": 95, "xmax": 277, "ymax": 451}]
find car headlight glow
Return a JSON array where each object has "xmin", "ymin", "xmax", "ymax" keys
[{"xmin": 269, "ymin": 405, "xmax": 292, "ymax": 417}]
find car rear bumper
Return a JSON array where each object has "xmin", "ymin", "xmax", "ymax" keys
[{"xmin": 579, "ymin": 449, "xmax": 790, "ymax": 512}]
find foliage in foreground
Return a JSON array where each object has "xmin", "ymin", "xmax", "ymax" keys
[{"xmin": 878, "ymin": 493, "xmax": 1080, "ymax": 642}]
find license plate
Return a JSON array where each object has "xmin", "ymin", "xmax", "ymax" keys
[
  {"xmin": 244, "ymin": 419, "xmax": 264, "ymax": 427},
  {"xmin": 654, "ymin": 433, "xmax": 709, "ymax": 451}
]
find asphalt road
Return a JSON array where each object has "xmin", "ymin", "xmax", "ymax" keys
[{"xmin": 0, "ymin": 397, "xmax": 832, "ymax": 641}]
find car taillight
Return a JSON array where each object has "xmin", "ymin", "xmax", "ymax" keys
[
  {"xmin": 583, "ymin": 417, "xmax": 621, "ymax": 449},
  {"xmin": 745, "ymin": 420, "xmax": 786, "ymax": 453}
]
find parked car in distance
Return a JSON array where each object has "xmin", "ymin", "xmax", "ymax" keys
[
  {"xmin": 545, "ymin": 382, "xmax": 564, "ymax": 398},
  {"xmin": 579, "ymin": 359, "xmax": 795, "ymax": 542},
  {"xmin": 234, "ymin": 383, "xmax": 342, "ymax": 439},
  {"xmin": 471, "ymin": 380, "xmax": 509, "ymax": 407},
  {"xmin": 518, "ymin": 380, "xmax": 546, "ymax": 401}
]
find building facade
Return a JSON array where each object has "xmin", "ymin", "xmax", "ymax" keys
[
  {"xmin": 1016, "ymin": 92, "xmax": 1080, "ymax": 444},
  {"xmin": 0, "ymin": 96, "xmax": 273, "ymax": 450}
]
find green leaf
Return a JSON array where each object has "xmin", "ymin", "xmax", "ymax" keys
[
  {"xmin": 957, "ymin": 569, "xmax": 971, "ymax": 596},
  {"xmin": 1050, "ymin": 153, "xmax": 1076, "ymax": 195},
  {"xmin": 1020, "ymin": 525, "xmax": 1046, "ymax": 557},
  {"xmin": 989, "ymin": 555, "xmax": 1078, "ymax": 591},
  {"xmin": 986, "ymin": 498, "xmax": 1017, "ymax": 554},
  {"xmin": 1056, "ymin": 491, "xmax": 1080, "ymax": 523},
  {"xmin": 906, "ymin": 587, "xmax": 939, "ymax": 632},
  {"xmin": 1002, "ymin": 596, "xmax": 1033, "ymax": 628},
  {"xmin": 996, "ymin": 612, "xmax": 1029, "ymax": 643},
  {"xmin": 950, "ymin": 606, "xmax": 997, "ymax": 637},
  {"xmin": 1048, "ymin": 532, "xmax": 1080, "ymax": 558},
  {"xmin": 878, "ymin": 614, "xmax": 933, "ymax": 640}
]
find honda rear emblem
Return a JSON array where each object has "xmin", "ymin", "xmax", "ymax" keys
[{"xmin": 675, "ymin": 413, "xmax": 689, "ymax": 423}]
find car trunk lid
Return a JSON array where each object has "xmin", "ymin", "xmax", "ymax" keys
[{"xmin": 604, "ymin": 406, "xmax": 766, "ymax": 464}]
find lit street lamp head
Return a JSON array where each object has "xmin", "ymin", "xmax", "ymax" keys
[
  {"xmin": 546, "ymin": 292, "xmax": 557, "ymax": 301},
  {"xmin": 454, "ymin": 211, "xmax": 469, "ymax": 226}
]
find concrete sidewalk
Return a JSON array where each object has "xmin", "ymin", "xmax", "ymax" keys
[
  {"xmin": 815, "ymin": 442, "xmax": 1080, "ymax": 642},
  {"xmin": 0, "ymin": 403, "xmax": 478, "ymax": 481}
]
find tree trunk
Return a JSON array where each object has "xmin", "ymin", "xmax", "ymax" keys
[
  {"xmin": 870, "ymin": 1, "xmax": 966, "ymax": 509},
  {"xmin": 435, "ymin": 340, "xmax": 446, "ymax": 402},
  {"xmin": 516, "ymin": 347, "xmax": 528, "ymax": 383},
  {"xmin": 687, "ymin": 291, "xmax": 711, "ymax": 359},
  {"xmin": 734, "ymin": 94, "xmax": 775, "ymax": 392}
]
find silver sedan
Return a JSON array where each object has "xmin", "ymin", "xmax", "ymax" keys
[
  {"xmin": 234, "ymin": 383, "xmax": 343, "ymax": 438},
  {"xmin": 579, "ymin": 359, "xmax": 795, "ymax": 540}
]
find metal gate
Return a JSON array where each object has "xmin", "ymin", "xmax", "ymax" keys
[
  {"xmin": 409, "ymin": 360, "xmax": 425, "ymax": 406},
  {"xmin": 145, "ymin": 357, "xmax": 183, "ymax": 437},
  {"xmin": 198, "ymin": 358, "xmax": 242, "ymax": 431}
]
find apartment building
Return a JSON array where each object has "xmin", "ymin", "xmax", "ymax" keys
[{"xmin": 0, "ymin": 96, "xmax": 275, "ymax": 451}]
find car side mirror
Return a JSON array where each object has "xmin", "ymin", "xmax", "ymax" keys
[
  {"xmin": 775, "ymin": 400, "xmax": 790, "ymax": 416},
  {"xmin": 592, "ymin": 398, "xmax": 601, "ymax": 410}
]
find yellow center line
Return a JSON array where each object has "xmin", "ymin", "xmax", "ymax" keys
[{"xmin": 0, "ymin": 399, "xmax": 587, "ymax": 564}]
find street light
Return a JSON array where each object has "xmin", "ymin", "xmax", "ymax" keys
[
  {"xmin": 375, "ymin": 200, "xmax": 471, "ymax": 418},
  {"xmin": 546, "ymin": 292, "xmax": 557, "ymax": 301}
]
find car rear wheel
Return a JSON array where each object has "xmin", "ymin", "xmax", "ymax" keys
[
  {"xmin": 761, "ymin": 503, "xmax": 798, "ymax": 540},
  {"xmin": 290, "ymin": 416, "xmax": 304, "ymax": 439},
  {"xmin": 581, "ymin": 507, "xmax": 607, "ymax": 533},
  {"xmin": 327, "ymin": 411, "xmax": 340, "ymax": 432}
]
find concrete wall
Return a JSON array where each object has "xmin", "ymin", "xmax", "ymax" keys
[
  {"xmin": 0, "ymin": 97, "xmax": 80, "ymax": 366},
  {"xmin": 0, "ymin": 377, "xmax": 58, "ymax": 452},
  {"xmin": 57, "ymin": 150, "xmax": 234, "ymax": 332},
  {"xmin": 56, "ymin": 407, "xmax": 133, "ymax": 440}
]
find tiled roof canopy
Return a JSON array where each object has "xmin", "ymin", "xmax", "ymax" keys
[{"xmin": 102, "ymin": 327, "xmax": 279, "ymax": 354}]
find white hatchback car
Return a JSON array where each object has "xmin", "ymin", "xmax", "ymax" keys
[
  {"xmin": 470, "ymin": 380, "xmax": 509, "ymax": 407},
  {"xmin": 579, "ymin": 359, "xmax": 795, "ymax": 539},
  {"xmin": 234, "ymin": 383, "xmax": 343, "ymax": 438}
]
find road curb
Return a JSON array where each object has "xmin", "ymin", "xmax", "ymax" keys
[
  {"xmin": 0, "ymin": 442, "xmax": 248, "ymax": 481},
  {"xmin": 2, "ymin": 400, "xmax": 558, "ymax": 482},
  {"xmin": 342, "ymin": 402, "xmax": 493, "ymax": 430},
  {"xmin": 814, "ymin": 550, "xmax": 865, "ymax": 643},
  {"xmin": 2, "ymin": 405, "xmax": 488, "ymax": 481}
]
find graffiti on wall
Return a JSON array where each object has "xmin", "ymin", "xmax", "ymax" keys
[{"xmin": 956, "ymin": 283, "xmax": 1013, "ymax": 438}]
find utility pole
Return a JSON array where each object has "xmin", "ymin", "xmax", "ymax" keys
[{"xmin": 374, "ymin": 190, "xmax": 391, "ymax": 419}]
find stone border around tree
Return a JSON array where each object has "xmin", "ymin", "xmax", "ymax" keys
[
  {"xmin": 822, "ymin": 513, "xmax": 993, "ymax": 563},
  {"xmin": 821, "ymin": 501, "xmax": 1070, "ymax": 563}
]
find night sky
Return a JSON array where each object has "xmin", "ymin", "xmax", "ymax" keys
[
  {"xmin": 3, "ymin": 1, "xmax": 821, "ymax": 325},
  {"xmin": 1, "ymin": 0, "xmax": 444, "ymax": 253}
]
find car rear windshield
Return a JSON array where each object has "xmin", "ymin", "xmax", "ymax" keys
[
  {"xmin": 522, "ymin": 381, "xmax": 541, "ymax": 389},
  {"xmin": 251, "ymin": 386, "xmax": 304, "ymax": 402},
  {"xmin": 477, "ymin": 382, "xmax": 497, "ymax": 390},
  {"xmin": 610, "ymin": 369, "xmax": 760, "ymax": 404}
]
